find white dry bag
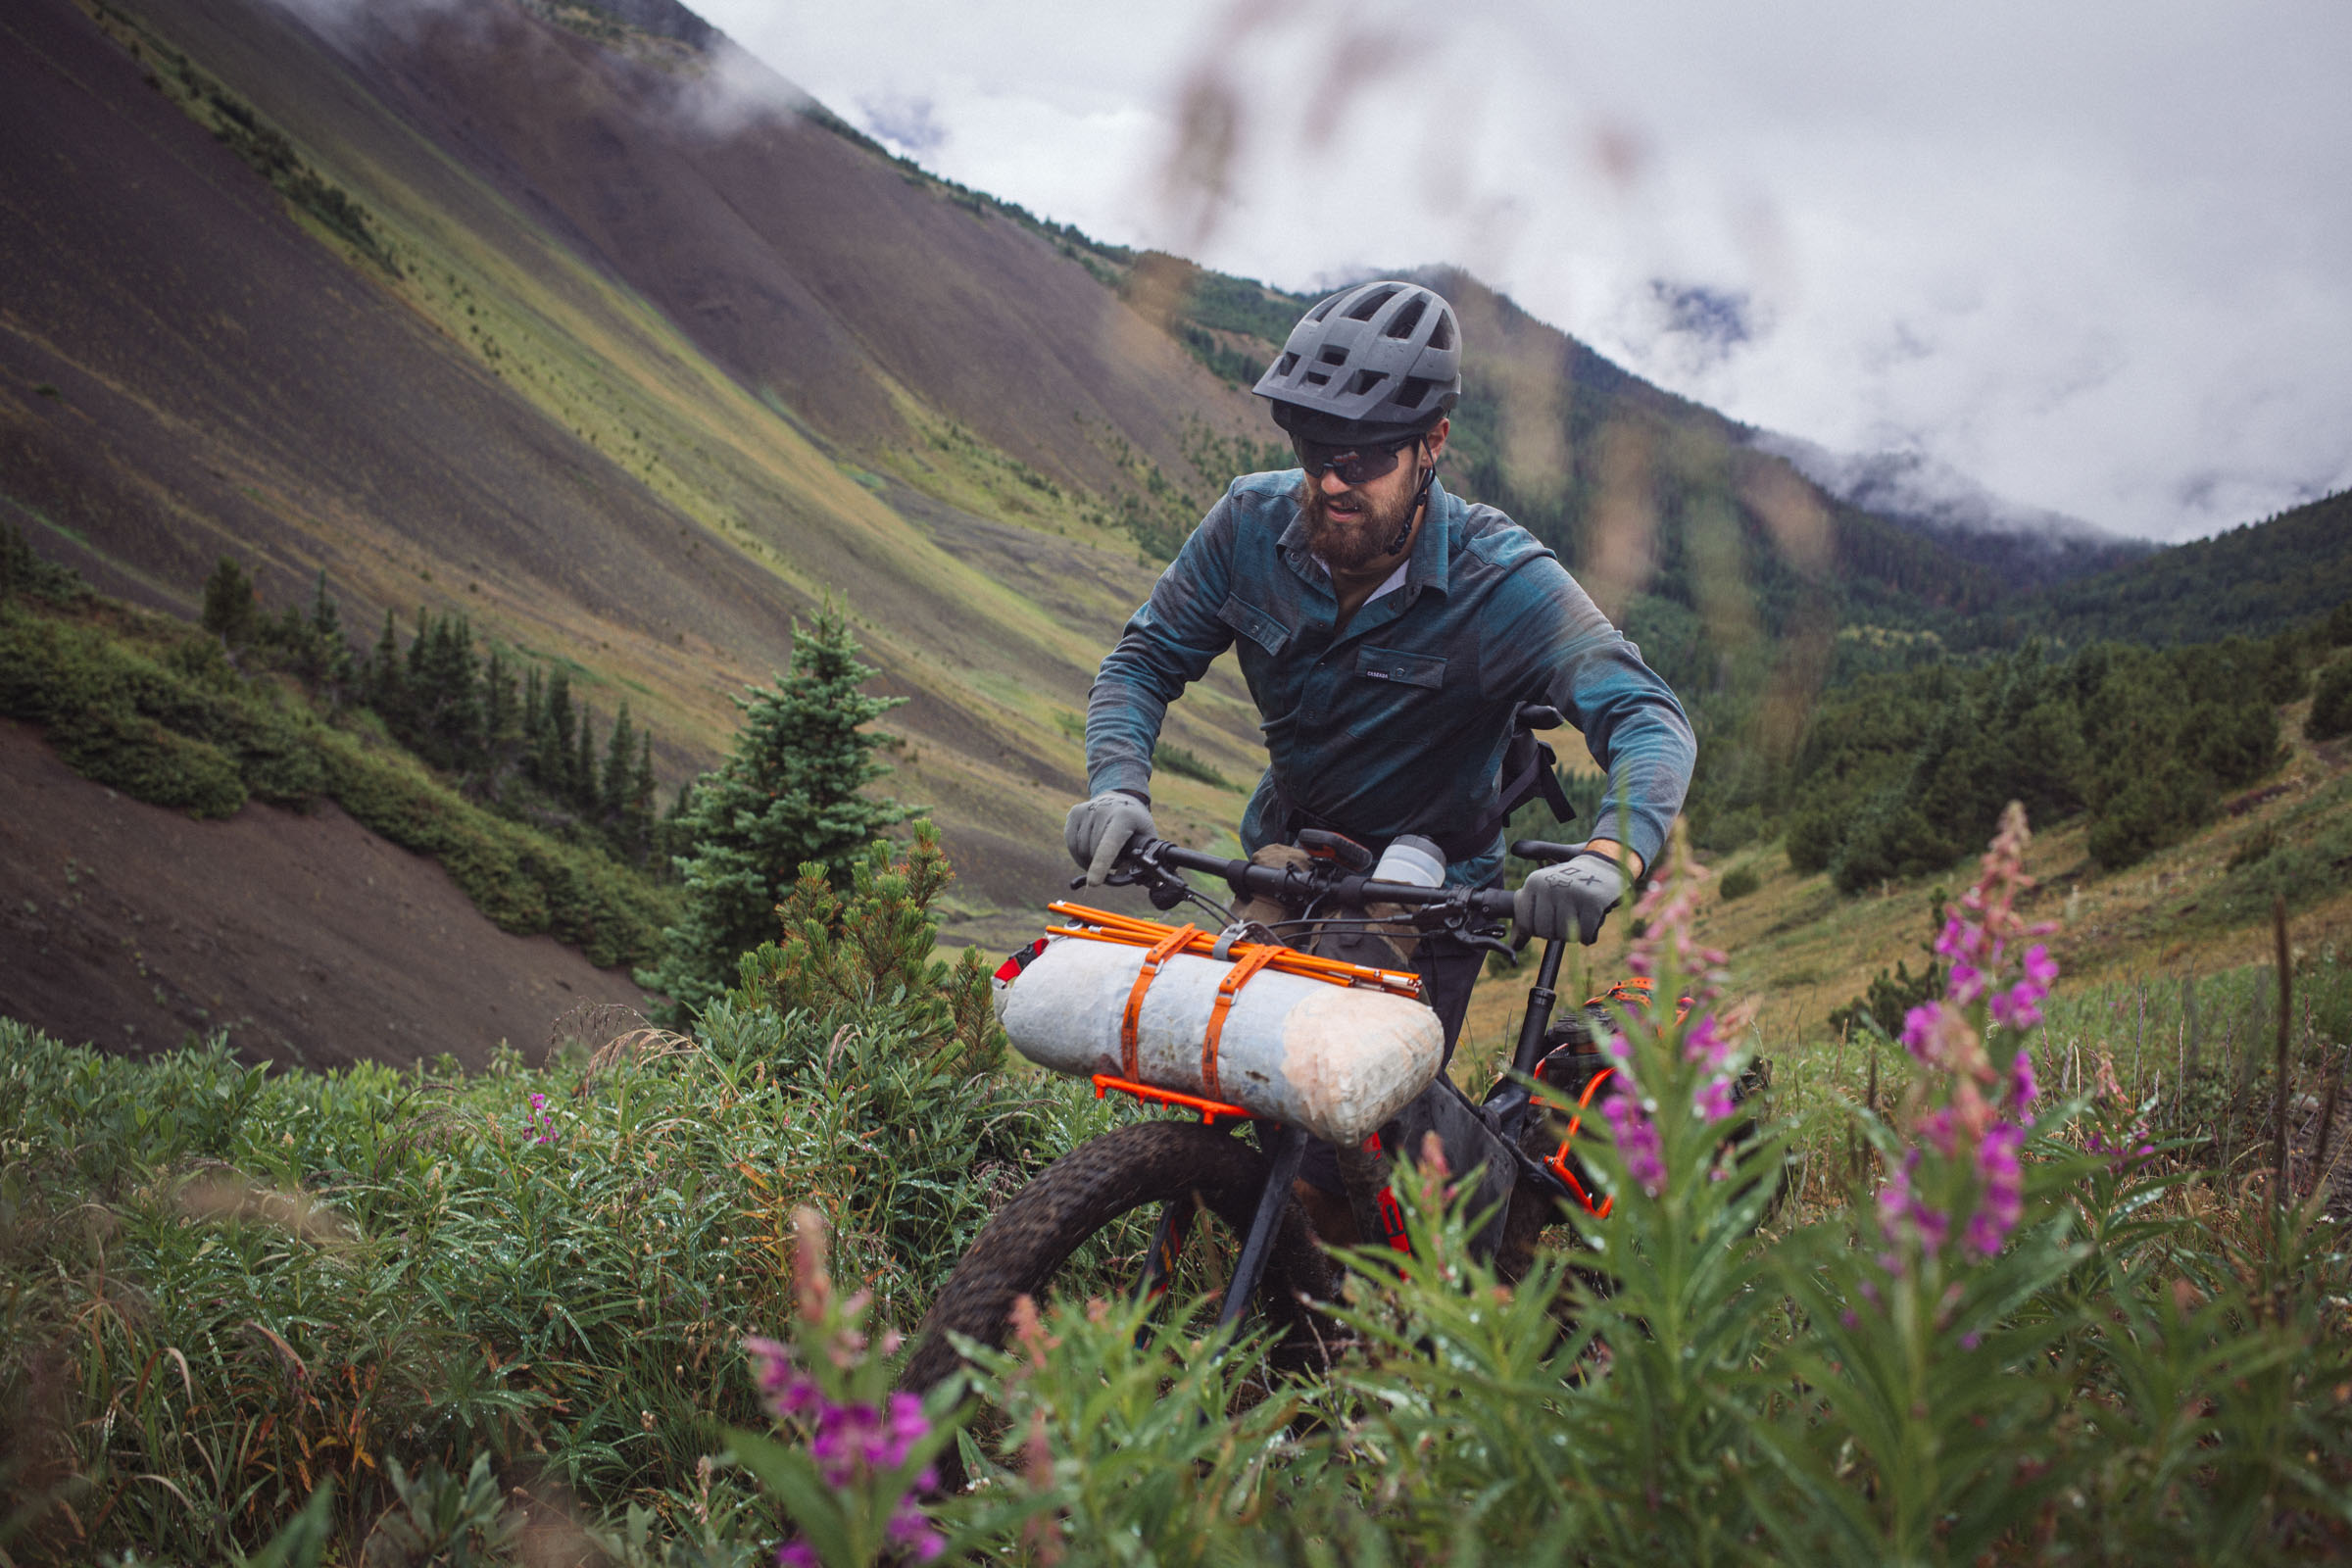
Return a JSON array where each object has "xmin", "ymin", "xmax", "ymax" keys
[{"xmin": 993, "ymin": 923, "xmax": 1443, "ymax": 1147}]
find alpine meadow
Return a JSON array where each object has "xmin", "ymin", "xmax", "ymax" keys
[{"xmin": 3, "ymin": 0, "xmax": 2350, "ymax": 1562}]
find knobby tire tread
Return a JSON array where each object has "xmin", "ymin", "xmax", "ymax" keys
[{"xmin": 902, "ymin": 1120, "xmax": 1335, "ymax": 1396}]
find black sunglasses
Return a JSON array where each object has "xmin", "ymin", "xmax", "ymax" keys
[{"xmin": 1293, "ymin": 435, "xmax": 1419, "ymax": 486}]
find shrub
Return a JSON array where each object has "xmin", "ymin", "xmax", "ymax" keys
[
  {"xmin": 2310, "ymin": 656, "xmax": 2352, "ymax": 741},
  {"xmin": 1717, "ymin": 863, "xmax": 1759, "ymax": 900}
]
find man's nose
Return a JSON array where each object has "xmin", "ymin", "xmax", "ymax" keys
[{"xmin": 1314, "ymin": 466, "xmax": 1353, "ymax": 496}]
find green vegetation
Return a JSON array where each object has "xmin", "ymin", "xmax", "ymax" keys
[
  {"xmin": 1779, "ymin": 627, "xmax": 2332, "ymax": 888},
  {"xmin": 1152, "ymin": 740, "xmax": 1236, "ymax": 792},
  {"xmin": 0, "ymin": 537, "xmax": 671, "ymax": 966},
  {"xmin": 1716, "ymin": 863, "xmax": 1759, "ymax": 900},
  {"xmin": 1985, "ymin": 487, "xmax": 2352, "ymax": 650},
  {"xmin": 8, "ymin": 824, "xmax": 2350, "ymax": 1563},
  {"xmin": 2311, "ymin": 653, "xmax": 2352, "ymax": 741},
  {"xmin": 0, "ymin": 836, "xmax": 1127, "ymax": 1563},
  {"xmin": 639, "ymin": 607, "xmax": 912, "ymax": 1019}
]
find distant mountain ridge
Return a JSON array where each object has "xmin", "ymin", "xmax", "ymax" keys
[{"xmin": 1748, "ymin": 432, "xmax": 2157, "ymax": 593}]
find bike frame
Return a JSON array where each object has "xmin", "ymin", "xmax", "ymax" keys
[{"xmin": 1084, "ymin": 834, "xmax": 1620, "ymax": 1328}]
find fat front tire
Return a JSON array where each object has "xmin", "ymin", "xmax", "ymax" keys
[{"xmin": 901, "ymin": 1120, "xmax": 1337, "ymax": 1396}]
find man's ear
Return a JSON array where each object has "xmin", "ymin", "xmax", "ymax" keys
[{"xmin": 1423, "ymin": 416, "xmax": 1450, "ymax": 464}]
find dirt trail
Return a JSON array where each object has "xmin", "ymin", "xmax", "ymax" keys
[{"xmin": 0, "ymin": 719, "xmax": 648, "ymax": 1068}]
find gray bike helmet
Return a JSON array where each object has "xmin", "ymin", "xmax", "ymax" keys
[{"xmin": 1253, "ymin": 280, "xmax": 1462, "ymax": 445}]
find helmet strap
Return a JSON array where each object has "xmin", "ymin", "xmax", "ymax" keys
[{"xmin": 1386, "ymin": 440, "xmax": 1437, "ymax": 557}]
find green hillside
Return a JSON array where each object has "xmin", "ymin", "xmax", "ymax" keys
[{"xmin": 1970, "ymin": 487, "xmax": 2352, "ymax": 649}]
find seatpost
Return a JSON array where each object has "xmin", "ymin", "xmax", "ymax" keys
[{"xmin": 1510, "ymin": 937, "xmax": 1567, "ymax": 1079}]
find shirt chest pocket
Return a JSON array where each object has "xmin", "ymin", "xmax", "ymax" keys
[
  {"xmin": 1217, "ymin": 594, "xmax": 1291, "ymax": 656},
  {"xmin": 1354, "ymin": 646, "xmax": 1447, "ymax": 689}
]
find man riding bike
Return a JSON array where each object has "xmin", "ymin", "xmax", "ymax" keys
[{"xmin": 1065, "ymin": 279, "xmax": 1696, "ymax": 1242}]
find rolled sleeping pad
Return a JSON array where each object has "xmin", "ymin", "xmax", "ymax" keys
[{"xmin": 993, "ymin": 934, "xmax": 1443, "ymax": 1147}]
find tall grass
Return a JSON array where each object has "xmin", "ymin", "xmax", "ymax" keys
[{"xmin": 5, "ymin": 822, "xmax": 2349, "ymax": 1564}]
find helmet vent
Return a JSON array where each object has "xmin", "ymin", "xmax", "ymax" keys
[
  {"xmin": 1428, "ymin": 310, "xmax": 1455, "ymax": 351},
  {"xmin": 1274, "ymin": 352, "xmax": 1299, "ymax": 376},
  {"xmin": 1348, "ymin": 368, "xmax": 1386, "ymax": 396},
  {"xmin": 1318, "ymin": 346, "xmax": 1348, "ymax": 366},
  {"xmin": 1384, "ymin": 297, "xmax": 1428, "ymax": 339},
  {"xmin": 1344, "ymin": 285, "xmax": 1400, "ymax": 321},
  {"xmin": 1307, "ymin": 297, "xmax": 1340, "ymax": 321},
  {"xmin": 1394, "ymin": 375, "xmax": 1435, "ymax": 410},
  {"xmin": 1302, "ymin": 370, "xmax": 1331, "ymax": 386}
]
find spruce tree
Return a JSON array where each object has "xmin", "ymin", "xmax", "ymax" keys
[
  {"xmin": 368, "ymin": 610, "xmax": 409, "ymax": 728},
  {"xmin": 638, "ymin": 604, "xmax": 912, "ymax": 1018},
  {"xmin": 575, "ymin": 706, "xmax": 601, "ymax": 813},
  {"xmin": 627, "ymin": 730, "xmax": 657, "ymax": 859},
  {"xmin": 537, "ymin": 668, "xmax": 574, "ymax": 792},
  {"xmin": 200, "ymin": 557, "xmax": 260, "ymax": 647},
  {"xmin": 601, "ymin": 702, "xmax": 636, "ymax": 825}
]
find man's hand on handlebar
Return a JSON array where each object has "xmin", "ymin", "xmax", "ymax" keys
[
  {"xmin": 1064, "ymin": 791, "xmax": 1156, "ymax": 886},
  {"xmin": 1514, "ymin": 851, "xmax": 1627, "ymax": 945}
]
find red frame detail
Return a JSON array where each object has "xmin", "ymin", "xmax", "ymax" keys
[{"xmin": 1091, "ymin": 1073, "xmax": 1257, "ymax": 1126}]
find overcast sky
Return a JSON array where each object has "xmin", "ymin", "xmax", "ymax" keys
[{"xmin": 694, "ymin": 0, "xmax": 2352, "ymax": 543}]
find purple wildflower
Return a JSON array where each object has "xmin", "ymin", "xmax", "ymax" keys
[
  {"xmin": 889, "ymin": 1496, "xmax": 947, "ymax": 1560},
  {"xmin": 1693, "ymin": 1075, "xmax": 1736, "ymax": 1124},
  {"xmin": 776, "ymin": 1543, "xmax": 819, "ymax": 1568},
  {"xmin": 1965, "ymin": 1123, "xmax": 2025, "ymax": 1258},
  {"xmin": 1683, "ymin": 1011, "xmax": 1732, "ymax": 1070},
  {"xmin": 2009, "ymin": 1049, "xmax": 2038, "ymax": 1118},
  {"xmin": 1601, "ymin": 1092, "xmax": 1667, "ymax": 1196}
]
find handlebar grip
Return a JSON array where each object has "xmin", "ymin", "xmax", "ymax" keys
[{"xmin": 1508, "ymin": 838, "xmax": 1589, "ymax": 864}]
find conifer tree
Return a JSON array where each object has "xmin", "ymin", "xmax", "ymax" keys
[
  {"xmin": 368, "ymin": 610, "xmax": 409, "ymax": 728},
  {"xmin": 483, "ymin": 648, "xmax": 517, "ymax": 753},
  {"xmin": 302, "ymin": 570, "xmax": 353, "ymax": 692},
  {"xmin": 200, "ymin": 557, "xmax": 260, "ymax": 647},
  {"xmin": 601, "ymin": 702, "xmax": 636, "ymax": 824},
  {"xmin": 536, "ymin": 668, "xmax": 574, "ymax": 792},
  {"xmin": 638, "ymin": 604, "xmax": 913, "ymax": 1018},
  {"xmin": 575, "ymin": 706, "xmax": 601, "ymax": 813},
  {"xmin": 627, "ymin": 730, "xmax": 657, "ymax": 859}
]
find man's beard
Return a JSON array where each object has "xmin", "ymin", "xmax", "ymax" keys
[{"xmin": 1301, "ymin": 477, "xmax": 1420, "ymax": 572}]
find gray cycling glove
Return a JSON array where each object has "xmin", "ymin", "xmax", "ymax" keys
[
  {"xmin": 1064, "ymin": 791, "xmax": 1155, "ymax": 886},
  {"xmin": 1514, "ymin": 852, "xmax": 1627, "ymax": 945}
]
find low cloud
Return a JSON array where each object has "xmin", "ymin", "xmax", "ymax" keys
[
  {"xmin": 858, "ymin": 90, "xmax": 947, "ymax": 158},
  {"xmin": 643, "ymin": 0, "xmax": 2352, "ymax": 541}
]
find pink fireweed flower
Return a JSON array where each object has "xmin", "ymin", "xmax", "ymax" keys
[
  {"xmin": 1965, "ymin": 1122, "xmax": 2025, "ymax": 1257},
  {"xmin": 1683, "ymin": 1011, "xmax": 1730, "ymax": 1070},
  {"xmin": 1989, "ymin": 980, "xmax": 2044, "ymax": 1031},
  {"xmin": 1693, "ymin": 1075, "xmax": 1737, "ymax": 1124},
  {"xmin": 888, "ymin": 1497, "xmax": 947, "ymax": 1561},
  {"xmin": 776, "ymin": 1542, "xmax": 819, "ymax": 1568},
  {"xmin": 2009, "ymin": 1049, "xmax": 2038, "ymax": 1118},
  {"xmin": 1601, "ymin": 1091, "xmax": 1667, "ymax": 1196}
]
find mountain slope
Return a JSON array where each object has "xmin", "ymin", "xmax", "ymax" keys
[
  {"xmin": 1981, "ymin": 487, "xmax": 2352, "ymax": 648},
  {"xmin": 0, "ymin": 0, "xmax": 2082, "ymax": 1031}
]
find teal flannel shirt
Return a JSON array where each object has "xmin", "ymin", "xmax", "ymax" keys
[{"xmin": 1086, "ymin": 472, "xmax": 1696, "ymax": 885}]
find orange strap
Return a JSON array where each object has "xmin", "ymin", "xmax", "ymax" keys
[
  {"xmin": 1200, "ymin": 944, "xmax": 1279, "ymax": 1101},
  {"xmin": 1049, "ymin": 902, "xmax": 1421, "ymax": 999},
  {"xmin": 1119, "ymin": 924, "xmax": 1199, "ymax": 1078}
]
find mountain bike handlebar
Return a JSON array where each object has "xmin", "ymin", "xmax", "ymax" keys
[{"xmin": 1112, "ymin": 836, "xmax": 1594, "ymax": 921}]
